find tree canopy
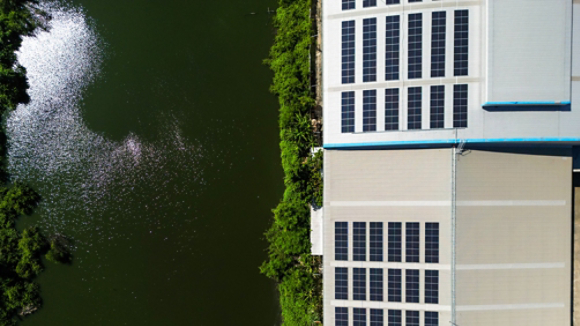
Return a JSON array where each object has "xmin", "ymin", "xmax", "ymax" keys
[{"xmin": 260, "ymin": 0, "xmax": 323, "ymax": 324}]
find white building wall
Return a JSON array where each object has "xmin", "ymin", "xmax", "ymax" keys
[
  {"xmin": 455, "ymin": 150, "xmax": 572, "ymax": 326},
  {"xmin": 562, "ymin": 2, "xmax": 580, "ymax": 138},
  {"xmin": 486, "ymin": 0, "xmax": 571, "ymax": 104}
]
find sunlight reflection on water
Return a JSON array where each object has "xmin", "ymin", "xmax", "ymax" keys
[{"xmin": 7, "ymin": 1, "xmax": 206, "ymax": 257}]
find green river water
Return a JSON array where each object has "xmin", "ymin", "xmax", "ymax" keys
[{"xmin": 9, "ymin": 0, "xmax": 282, "ymax": 325}]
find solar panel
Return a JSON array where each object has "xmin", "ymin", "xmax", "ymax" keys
[
  {"xmin": 342, "ymin": 21, "xmax": 356, "ymax": 84},
  {"xmin": 431, "ymin": 11, "xmax": 446, "ymax": 77},
  {"xmin": 408, "ymin": 13, "xmax": 423, "ymax": 79},
  {"xmin": 385, "ymin": 15, "xmax": 400, "ymax": 81}
]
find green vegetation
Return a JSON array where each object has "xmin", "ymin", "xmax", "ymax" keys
[
  {"xmin": 0, "ymin": 1, "xmax": 71, "ymax": 325},
  {"xmin": 260, "ymin": 0, "xmax": 323, "ymax": 324},
  {"xmin": 1, "ymin": 0, "xmax": 47, "ymax": 113}
]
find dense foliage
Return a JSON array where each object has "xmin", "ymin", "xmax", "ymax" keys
[
  {"xmin": 0, "ymin": 185, "xmax": 44, "ymax": 325},
  {"xmin": 0, "ymin": 1, "xmax": 69, "ymax": 325},
  {"xmin": 0, "ymin": 0, "xmax": 47, "ymax": 113},
  {"xmin": 260, "ymin": 0, "xmax": 323, "ymax": 324}
]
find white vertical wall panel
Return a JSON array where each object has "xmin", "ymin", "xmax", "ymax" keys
[
  {"xmin": 310, "ymin": 207, "xmax": 323, "ymax": 255},
  {"xmin": 573, "ymin": 3, "xmax": 580, "ymax": 77},
  {"xmin": 566, "ymin": 3, "xmax": 580, "ymax": 138},
  {"xmin": 487, "ymin": 0, "xmax": 571, "ymax": 104},
  {"xmin": 455, "ymin": 150, "xmax": 572, "ymax": 326}
]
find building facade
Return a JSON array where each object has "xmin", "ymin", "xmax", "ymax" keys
[
  {"xmin": 323, "ymin": 0, "xmax": 579, "ymax": 148},
  {"xmin": 320, "ymin": 1, "xmax": 580, "ymax": 325},
  {"xmin": 322, "ymin": 149, "xmax": 572, "ymax": 326}
]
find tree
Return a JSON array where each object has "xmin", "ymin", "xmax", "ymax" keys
[
  {"xmin": 15, "ymin": 227, "xmax": 44, "ymax": 279},
  {"xmin": 45, "ymin": 236, "xmax": 71, "ymax": 264}
]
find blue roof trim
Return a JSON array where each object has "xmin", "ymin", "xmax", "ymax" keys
[
  {"xmin": 324, "ymin": 137, "xmax": 580, "ymax": 149},
  {"xmin": 482, "ymin": 101, "xmax": 571, "ymax": 106}
]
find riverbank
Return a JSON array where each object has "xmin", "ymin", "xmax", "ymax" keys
[
  {"xmin": 0, "ymin": 1, "xmax": 70, "ymax": 325},
  {"xmin": 260, "ymin": 0, "xmax": 324, "ymax": 324}
]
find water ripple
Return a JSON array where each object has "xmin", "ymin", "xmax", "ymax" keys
[{"xmin": 7, "ymin": 1, "xmax": 207, "ymax": 253}]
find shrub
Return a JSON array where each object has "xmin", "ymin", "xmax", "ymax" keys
[{"xmin": 261, "ymin": 0, "xmax": 323, "ymax": 324}]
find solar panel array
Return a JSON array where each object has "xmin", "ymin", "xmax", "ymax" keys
[
  {"xmin": 337, "ymin": 7, "xmax": 470, "ymax": 134},
  {"xmin": 333, "ymin": 221, "xmax": 441, "ymax": 326},
  {"xmin": 335, "ymin": 222, "xmax": 439, "ymax": 262},
  {"xmin": 335, "ymin": 308, "xmax": 438, "ymax": 326}
]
